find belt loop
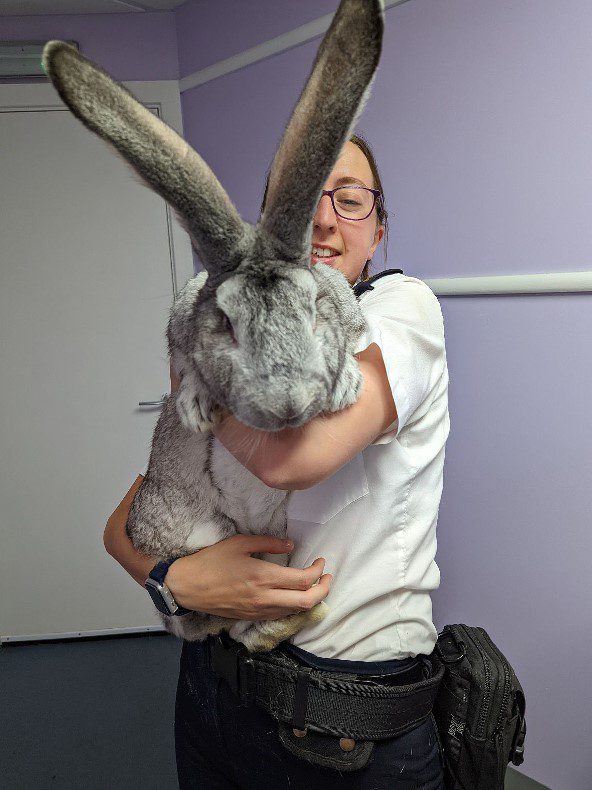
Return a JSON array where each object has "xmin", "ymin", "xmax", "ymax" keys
[
  {"xmin": 292, "ymin": 667, "xmax": 313, "ymax": 733},
  {"xmin": 238, "ymin": 656, "xmax": 256, "ymax": 707},
  {"xmin": 210, "ymin": 632, "xmax": 241, "ymax": 697}
]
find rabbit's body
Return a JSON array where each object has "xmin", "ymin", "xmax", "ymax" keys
[
  {"xmin": 127, "ymin": 393, "xmax": 296, "ymax": 650},
  {"xmin": 126, "ymin": 264, "xmax": 367, "ymax": 652},
  {"xmin": 42, "ymin": 0, "xmax": 385, "ymax": 653}
]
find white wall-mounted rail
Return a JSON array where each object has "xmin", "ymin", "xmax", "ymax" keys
[{"xmin": 424, "ymin": 271, "xmax": 592, "ymax": 296}]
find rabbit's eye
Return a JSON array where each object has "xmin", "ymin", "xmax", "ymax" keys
[{"xmin": 222, "ymin": 313, "xmax": 237, "ymax": 343}]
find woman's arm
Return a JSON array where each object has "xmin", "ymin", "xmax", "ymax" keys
[
  {"xmin": 103, "ymin": 474, "xmax": 155, "ymax": 587},
  {"xmin": 103, "ymin": 363, "xmax": 332, "ymax": 619},
  {"xmin": 103, "ymin": 481, "xmax": 332, "ymax": 619},
  {"xmin": 214, "ymin": 342, "xmax": 397, "ymax": 490},
  {"xmin": 103, "ymin": 362, "xmax": 182, "ymax": 587}
]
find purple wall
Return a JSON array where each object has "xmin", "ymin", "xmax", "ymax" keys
[
  {"xmin": 177, "ymin": 6, "xmax": 592, "ymax": 786},
  {"xmin": 0, "ymin": 11, "xmax": 178, "ymax": 80},
  {"xmin": 3, "ymin": 1, "xmax": 591, "ymax": 786},
  {"xmin": 175, "ymin": 0, "xmax": 338, "ymax": 76}
]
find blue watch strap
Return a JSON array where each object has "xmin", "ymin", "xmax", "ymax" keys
[{"xmin": 148, "ymin": 559, "xmax": 191, "ymax": 616}]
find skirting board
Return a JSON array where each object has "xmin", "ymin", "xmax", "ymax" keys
[{"xmin": 1, "ymin": 626, "xmax": 167, "ymax": 644}]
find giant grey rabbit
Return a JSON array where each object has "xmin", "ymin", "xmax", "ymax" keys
[{"xmin": 42, "ymin": 0, "xmax": 385, "ymax": 652}]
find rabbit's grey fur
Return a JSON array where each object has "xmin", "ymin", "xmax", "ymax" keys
[
  {"xmin": 42, "ymin": 0, "xmax": 384, "ymax": 652},
  {"xmin": 129, "ymin": 262, "xmax": 366, "ymax": 651}
]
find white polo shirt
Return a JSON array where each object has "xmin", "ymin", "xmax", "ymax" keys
[
  {"xmin": 140, "ymin": 273, "xmax": 449, "ymax": 663},
  {"xmin": 286, "ymin": 273, "xmax": 450, "ymax": 661}
]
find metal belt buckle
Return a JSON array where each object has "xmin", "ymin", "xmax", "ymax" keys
[{"xmin": 209, "ymin": 632, "xmax": 255, "ymax": 706}]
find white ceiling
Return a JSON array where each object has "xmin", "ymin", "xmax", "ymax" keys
[{"xmin": 0, "ymin": 0, "xmax": 187, "ymax": 15}]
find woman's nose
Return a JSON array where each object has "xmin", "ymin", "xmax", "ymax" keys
[{"xmin": 313, "ymin": 193, "xmax": 338, "ymax": 229}]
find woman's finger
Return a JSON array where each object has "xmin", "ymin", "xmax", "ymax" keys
[
  {"xmin": 255, "ymin": 572, "xmax": 333, "ymax": 616},
  {"xmin": 256, "ymin": 557, "xmax": 327, "ymax": 591},
  {"xmin": 234, "ymin": 534, "xmax": 295, "ymax": 555}
]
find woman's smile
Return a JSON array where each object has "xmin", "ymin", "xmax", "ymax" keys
[{"xmin": 311, "ymin": 243, "xmax": 342, "ymax": 265}]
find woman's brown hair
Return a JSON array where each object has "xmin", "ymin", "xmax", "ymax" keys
[{"xmin": 259, "ymin": 132, "xmax": 389, "ymax": 282}]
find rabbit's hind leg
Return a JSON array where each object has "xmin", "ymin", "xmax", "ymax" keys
[
  {"xmin": 169, "ymin": 611, "xmax": 231, "ymax": 642},
  {"xmin": 228, "ymin": 601, "xmax": 329, "ymax": 653}
]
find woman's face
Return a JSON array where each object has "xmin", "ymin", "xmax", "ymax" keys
[{"xmin": 311, "ymin": 141, "xmax": 384, "ymax": 285}]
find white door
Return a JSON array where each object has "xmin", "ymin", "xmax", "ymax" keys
[{"xmin": 0, "ymin": 82, "xmax": 195, "ymax": 641}]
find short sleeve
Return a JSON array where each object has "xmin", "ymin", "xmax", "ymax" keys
[{"xmin": 354, "ymin": 276, "xmax": 447, "ymax": 444}]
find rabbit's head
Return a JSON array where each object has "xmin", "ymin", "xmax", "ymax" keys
[{"xmin": 42, "ymin": 0, "xmax": 384, "ymax": 431}]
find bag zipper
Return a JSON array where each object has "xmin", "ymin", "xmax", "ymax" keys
[
  {"xmin": 452, "ymin": 625, "xmax": 492, "ymax": 740},
  {"xmin": 476, "ymin": 627, "xmax": 513, "ymax": 735}
]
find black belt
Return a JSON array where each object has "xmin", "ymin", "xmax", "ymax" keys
[{"xmin": 207, "ymin": 631, "xmax": 445, "ymax": 740}]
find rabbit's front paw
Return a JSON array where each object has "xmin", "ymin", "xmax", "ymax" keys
[
  {"xmin": 176, "ymin": 382, "xmax": 215, "ymax": 433},
  {"xmin": 330, "ymin": 358, "xmax": 363, "ymax": 412}
]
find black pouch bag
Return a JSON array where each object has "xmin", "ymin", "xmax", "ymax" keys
[{"xmin": 432, "ymin": 624, "xmax": 526, "ymax": 790}]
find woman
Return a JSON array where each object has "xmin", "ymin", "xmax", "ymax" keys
[{"xmin": 104, "ymin": 133, "xmax": 449, "ymax": 788}]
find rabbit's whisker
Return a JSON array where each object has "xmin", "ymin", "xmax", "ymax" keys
[
  {"xmin": 314, "ymin": 411, "xmax": 358, "ymax": 451},
  {"xmin": 245, "ymin": 431, "xmax": 266, "ymax": 465},
  {"xmin": 223, "ymin": 421, "xmax": 271, "ymax": 466}
]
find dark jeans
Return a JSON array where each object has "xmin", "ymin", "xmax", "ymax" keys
[{"xmin": 174, "ymin": 638, "xmax": 445, "ymax": 789}]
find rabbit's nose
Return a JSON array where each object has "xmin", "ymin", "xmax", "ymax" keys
[
  {"xmin": 269, "ymin": 394, "xmax": 314, "ymax": 424},
  {"xmin": 283, "ymin": 394, "xmax": 315, "ymax": 423},
  {"xmin": 283, "ymin": 405, "xmax": 303, "ymax": 420},
  {"xmin": 266, "ymin": 385, "xmax": 316, "ymax": 423}
]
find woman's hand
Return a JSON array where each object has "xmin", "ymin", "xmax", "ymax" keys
[
  {"xmin": 164, "ymin": 537, "xmax": 332, "ymax": 621},
  {"xmin": 104, "ymin": 360, "xmax": 332, "ymax": 619},
  {"xmin": 105, "ymin": 489, "xmax": 332, "ymax": 620}
]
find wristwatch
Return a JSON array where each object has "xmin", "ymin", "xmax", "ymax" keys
[{"xmin": 145, "ymin": 559, "xmax": 191, "ymax": 616}]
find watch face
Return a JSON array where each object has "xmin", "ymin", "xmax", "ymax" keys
[{"xmin": 146, "ymin": 582, "xmax": 171, "ymax": 615}]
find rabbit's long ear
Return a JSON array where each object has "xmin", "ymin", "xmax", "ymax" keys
[
  {"xmin": 260, "ymin": 0, "xmax": 384, "ymax": 255},
  {"xmin": 42, "ymin": 41, "xmax": 245, "ymax": 275}
]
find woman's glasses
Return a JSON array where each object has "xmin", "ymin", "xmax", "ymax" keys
[{"xmin": 318, "ymin": 186, "xmax": 382, "ymax": 221}]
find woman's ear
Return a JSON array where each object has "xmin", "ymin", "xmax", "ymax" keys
[{"xmin": 369, "ymin": 224, "xmax": 385, "ymax": 258}]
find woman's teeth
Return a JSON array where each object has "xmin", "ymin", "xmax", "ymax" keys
[{"xmin": 312, "ymin": 247, "xmax": 339, "ymax": 257}]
